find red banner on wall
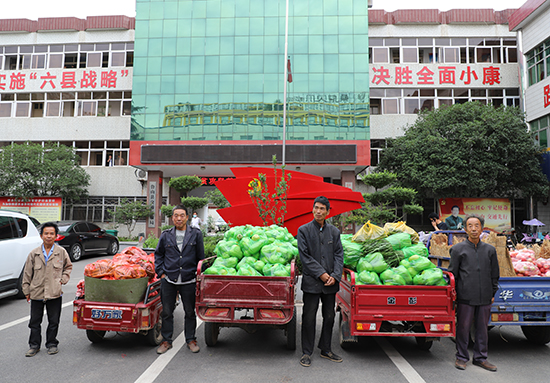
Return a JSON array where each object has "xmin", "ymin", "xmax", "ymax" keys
[{"xmin": 438, "ymin": 198, "xmax": 511, "ymax": 233}]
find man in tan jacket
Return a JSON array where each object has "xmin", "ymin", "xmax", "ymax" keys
[{"xmin": 22, "ymin": 222, "xmax": 72, "ymax": 357}]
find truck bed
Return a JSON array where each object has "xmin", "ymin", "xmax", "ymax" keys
[
  {"xmin": 337, "ymin": 269, "xmax": 456, "ymax": 338},
  {"xmin": 195, "ymin": 259, "xmax": 297, "ymax": 325},
  {"xmin": 492, "ymin": 276, "xmax": 550, "ymax": 326}
]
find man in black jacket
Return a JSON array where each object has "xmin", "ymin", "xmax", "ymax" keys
[
  {"xmin": 298, "ymin": 196, "xmax": 344, "ymax": 367},
  {"xmin": 448, "ymin": 215, "xmax": 499, "ymax": 372},
  {"xmin": 155, "ymin": 205, "xmax": 205, "ymax": 354}
]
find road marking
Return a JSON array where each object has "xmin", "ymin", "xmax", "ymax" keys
[
  {"xmin": 0, "ymin": 301, "xmax": 73, "ymax": 332},
  {"xmin": 134, "ymin": 319, "xmax": 203, "ymax": 383},
  {"xmin": 376, "ymin": 337, "xmax": 427, "ymax": 383}
]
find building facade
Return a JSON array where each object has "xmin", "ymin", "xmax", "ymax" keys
[
  {"xmin": 510, "ymin": 0, "xmax": 550, "ymax": 224},
  {"xmin": 130, "ymin": 0, "xmax": 371, "ymax": 235},
  {"xmin": 0, "ymin": 17, "xmax": 148, "ymax": 235}
]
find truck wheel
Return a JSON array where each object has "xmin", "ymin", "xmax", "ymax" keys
[
  {"xmin": 415, "ymin": 337, "xmax": 433, "ymax": 351},
  {"xmin": 204, "ymin": 322, "xmax": 219, "ymax": 347},
  {"xmin": 521, "ymin": 326, "xmax": 550, "ymax": 345},
  {"xmin": 69, "ymin": 243, "xmax": 83, "ymax": 262},
  {"xmin": 86, "ymin": 330, "xmax": 106, "ymax": 343},
  {"xmin": 339, "ymin": 312, "xmax": 353, "ymax": 350},
  {"xmin": 286, "ymin": 313, "xmax": 297, "ymax": 350},
  {"xmin": 146, "ymin": 319, "xmax": 163, "ymax": 346}
]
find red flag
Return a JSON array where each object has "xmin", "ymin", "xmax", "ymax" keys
[{"xmin": 287, "ymin": 58, "xmax": 292, "ymax": 83}]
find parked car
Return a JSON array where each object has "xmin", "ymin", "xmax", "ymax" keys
[
  {"xmin": 51, "ymin": 221, "xmax": 119, "ymax": 262},
  {"xmin": 0, "ymin": 210, "xmax": 43, "ymax": 299}
]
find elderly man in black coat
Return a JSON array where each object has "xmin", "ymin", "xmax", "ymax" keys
[{"xmin": 297, "ymin": 196, "xmax": 344, "ymax": 367}]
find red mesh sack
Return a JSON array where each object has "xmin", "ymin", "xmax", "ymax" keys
[
  {"xmin": 84, "ymin": 259, "xmax": 114, "ymax": 278},
  {"xmin": 112, "ymin": 264, "xmax": 147, "ymax": 280}
]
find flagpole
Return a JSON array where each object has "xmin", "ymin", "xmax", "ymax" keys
[{"xmin": 282, "ymin": 0, "xmax": 289, "ymax": 166}]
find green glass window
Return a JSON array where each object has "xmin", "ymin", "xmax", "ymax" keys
[{"xmin": 132, "ymin": 0, "xmax": 369, "ymax": 142}]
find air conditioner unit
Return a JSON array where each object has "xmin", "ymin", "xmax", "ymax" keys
[{"xmin": 135, "ymin": 169, "xmax": 147, "ymax": 181}]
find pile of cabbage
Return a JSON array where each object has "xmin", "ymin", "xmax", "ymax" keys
[
  {"xmin": 204, "ymin": 225, "xmax": 298, "ymax": 277},
  {"xmin": 341, "ymin": 221, "xmax": 448, "ymax": 286}
]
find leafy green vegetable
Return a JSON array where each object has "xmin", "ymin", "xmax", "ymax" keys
[
  {"xmin": 402, "ymin": 243, "xmax": 429, "ymax": 258},
  {"xmin": 364, "ymin": 252, "xmax": 389, "ymax": 274},
  {"xmin": 380, "ymin": 269, "xmax": 407, "ymax": 285},
  {"xmin": 356, "ymin": 258, "xmax": 374, "ymax": 273},
  {"xmin": 342, "ymin": 237, "xmax": 363, "ymax": 269},
  {"xmin": 362, "ymin": 239, "xmax": 401, "ymax": 267},
  {"xmin": 408, "ymin": 255, "xmax": 436, "ymax": 273},
  {"xmin": 385, "ymin": 233, "xmax": 412, "ymax": 250},
  {"xmin": 357, "ymin": 270, "xmax": 382, "ymax": 285}
]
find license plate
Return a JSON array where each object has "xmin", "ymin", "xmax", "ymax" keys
[{"xmin": 91, "ymin": 309, "xmax": 123, "ymax": 320}]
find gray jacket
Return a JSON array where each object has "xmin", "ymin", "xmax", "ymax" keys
[
  {"xmin": 298, "ymin": 219, "xmax": 343, "ymax": 294},
  {"xmin": 448, "ymin": 239, "xmax": 499, "ymax": 306}
]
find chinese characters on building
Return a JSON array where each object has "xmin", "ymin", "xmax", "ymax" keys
[
  {"xmin": 544, "ymin": 84, "xmax": 550, "ymax": 108},
  {"xmin": 372, "ymin": 65, "xmax": 501, "ymax": 86},
  {"xmin": 0, "ymin": 69, "xmax": 129, "ymax": 91}
]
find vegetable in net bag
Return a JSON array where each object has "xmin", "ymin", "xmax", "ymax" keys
[
  {"xmin": 204, "ymin": 264, "xmax": 237, "ymax": 275},
  {"xmin": 357, "ymin": 270, "xmax": 382, "ymax": 285},
  {"xmin": 383, "ymin": 221, "xmax": 420, "ymax": 244},
  {"xmin": 364, "ymin": 252, "xmax": 389, "ymax": 274},
  {"xmin": 236, "ymin": 263, "xmax": 262, "ymax": 276},
  {"xmin": 84, "ymin": 259, "xmax": 114, "ymax": 278},
  {"xmin": 236, "ymin": 256, "xmax": 257, "ymax": 270},
  {"xmin": 261, "ymin": 241, "xmax": 293, "ymax": 264},
  {"xmin": 239, "ymin": 235, "xmax": 268, "ymax": 258},
  {"xmin": 352, "ymin": 221, "xmax": 386, "ymax": 243},
  {"xmin": 215, "ymin": 240, "xmax": 244, "ymax": 260},
  {"xmin": 402, "ymin": 243, "xmax": 429, "ymax": 258},
  {"xmin": 385, "ymin": 233, "xmax": 412, "ymax": 250},
  {"xmin": 399, "ymin": 259, "xmax": 418, "ymax": 278},
  {"xmin": 263, "ymin": 263, "xmax": 290, "ymax": 277},
  {"xmin": 356, "ymin": 258, "xmax": 374, "ymax": 273},
  {"xmin": 342, "ymin": 238, "xmax": 363, "ymax": 270},
  {"xmin": 253, "ymin": 260, "xmax": 266, "ymax": 273},
  {"xmin": 393, "ymin": 265, "xmax": 413, "ymax": 285},
  {"xmin": 408, "ymin": 255, "xmax": 436, "ymax": 273},
  {"xmin": 413, "ymin": 268, "xmax": 447, "ymax": 286},
  {"xmin": 214, "ymin": 256, "xmax": 239, "ymax": 269},
  {"xmin": 362, "ymin": 239, "xmax": 401, "ymax": 267},
  {"xmin": 113, "ymin": 264, "xmax": 147, "ymax": 280},
  {"xmin": 380, "ymin": 269, "xmax": 407, "ymax": 286}
]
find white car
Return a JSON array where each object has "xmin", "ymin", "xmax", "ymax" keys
[{"xmin": 0, "ymin": 210, "xmax": 43, "ymax": 299}]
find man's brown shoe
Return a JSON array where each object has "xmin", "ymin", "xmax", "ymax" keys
[
  {"xmin": 473, "ymin": 360, "xmax": 497, "ymax": 372},
  {"xmin": 156, "ymin": 341, "xmax": 172, "ymax": 354},
  {"xmin": 455, "ymin": 359, "xmax": 467, "ymax": 370},
  {"xmin": 187, "ymin": 340, "xmax": 200, "ymax": 353}
]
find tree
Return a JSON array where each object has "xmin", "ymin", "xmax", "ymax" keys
[
  {"xmin": 109, "ymin": 199, "xmax": 153, "ymax": 238},
  {"xmin": 204, "ymin": 189, "xmax": 230, "ymax": 208},
  {"xmin": 181, "ymin": 196, "xmax": 209, "ymax": 212},
  {"xmin": 168, "ymin": 175, "xmax": 203, "ymax": 197},
  {"xmin": 0, "ymin": 142, "xmax": 90, "ymax": 201},
  {"xmin": 378, "ymin": 102, "xmax": 550, "ymax": 200},
  {"xmin": 347, "ymin": 170, "xmax": 423, "ymax": 225}
]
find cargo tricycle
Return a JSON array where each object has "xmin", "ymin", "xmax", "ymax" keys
[
  {"xmin": 337, "ymin": 268, "xmax": 456, "ymax": 350},
  {"xmin": 195, "ymin": 257, "xmax": 298, "ymax": 349},
  {"xmin": 73, "ymin": 278, "xmax": 163, "ymax": 345}
]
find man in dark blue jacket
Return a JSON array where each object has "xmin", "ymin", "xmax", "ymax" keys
[
  {"xmin": 155, "ymin": 205, "xmax": 204, "ymax": 354},
  {"xmin": 298, "ymin": 196, "xmax": 344, "ymax": 367},
  {"xmin": 449, "ymin": 215, "xmax": 499, "ymax": 372}
]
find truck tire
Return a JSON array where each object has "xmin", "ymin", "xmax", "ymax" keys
[
  {"xmin": 146, "ymin": 319, "xmax": 163, "ymax": 346},
  {"xmin": 286, "ymin": 313, "xmax": 297, "ymax": 350},
  {"xmin": 415, "ymin": 337, "xmax": 433, "ymax": 351},
  {"xmin": 86, "ymin": 330, "xmax": 106, "ymax": 343},
  {"xmin": 339, "ymin": 312, "xmax": 354, "ymax": 350},
  {"xmin": 521, "ymin": 326, "xmax": 550, "ymax": 345},
  {"xmin": 204, "ymin": 322, "xmax": 219, "ymax": 347}
]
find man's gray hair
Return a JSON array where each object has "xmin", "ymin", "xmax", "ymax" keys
[{"xmin": 464, "ymin": 214, "xmax": 484, "ymax": 227}]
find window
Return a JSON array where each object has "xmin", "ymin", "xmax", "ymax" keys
[
  {"xmin": 372, "ymin": 47, "xmax": 388, "ymax": 63},
  {"xmin": 31, "ymin": 54, "xmax": 46, "ymax": 69},
  {"xmin": 111, "ymin": 52, "xmax": 126, "ymax": 66},
  {"xmin": 15, "ymin": 103, "xmax": 30, "ymax": 117},
  {"xmin": 46, "ymin": 102, "xmax": 61, "ymax": 117},
  {"xmin": 49, "ymin": 54, "xmax": 63, "ymax": 68},
  {"xmin": 0, "ymin": 216, "xmax": 17, "ymax": 240},
  {"xmin": 443, "ymin": 47, "xmax": 459, "ymax": 63},
  {"xmin": 402, "ymin": 47, "xmax": 417, "ymax": 63},
  {"xmin": 87, "ymin": 52, "xmax": 102, "ymax": 67},
  {"xmin": 382, "ymin": 99, "xmax": 399, "ymax": 114},
  {"xmin": 0, "ymin": 103, "xmax": 11, "ymax": 117}
]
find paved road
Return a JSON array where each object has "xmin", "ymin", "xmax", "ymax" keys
[{"xmin": 1, "ymin": 248, "xmax": 549, "ymax": 383}]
